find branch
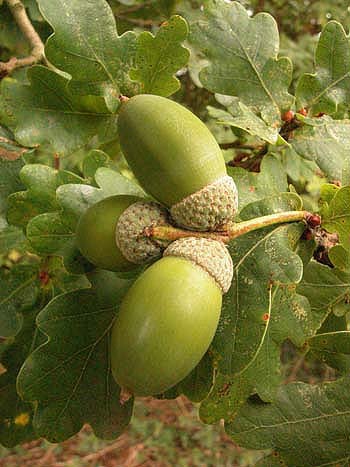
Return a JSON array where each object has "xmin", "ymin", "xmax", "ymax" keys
[
  {"xmin": 0, "ymin": 0, "xmax": 46, "ymax": 76},
  {"xmin": 145, "ymin": 211, "xmax": 320, "ymax": 244}
]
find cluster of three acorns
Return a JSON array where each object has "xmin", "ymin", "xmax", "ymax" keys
[{"xmin": 76, "ymin": 95, "xmax": 238, "ymax": 397}]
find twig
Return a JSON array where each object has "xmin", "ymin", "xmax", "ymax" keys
[{"xmin": 0, "ymin": 0, "xmax": 46, "ymax": 76}]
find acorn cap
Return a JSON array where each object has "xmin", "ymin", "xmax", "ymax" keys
[
  {"xmin": 116, "ymin": 201, "xmax": 169, "ymax": 264},
  {"xmin": 164, "ymin": 237, "xmax": 233, "ymax": 294},
  {"xmin": 170, "ymin": 175, "xmax": 238, "ymax": 231}
]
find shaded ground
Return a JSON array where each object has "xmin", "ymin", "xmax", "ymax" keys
[{"xmin": 0, "ymin": 396, "xmax": 266, "ymax": 466}]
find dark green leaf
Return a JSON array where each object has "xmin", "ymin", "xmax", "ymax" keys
[
  {"xmin": 227, "ymin": 377, "xmax": 350, "ymax": 467},
  {"xmin": 0, "ymin": 264, "xmax": 40, "ymax": 338},
  {"xmin": 2, "ymin": 66, "xmax": 118, "ymax": 157},
  {"xmin": 17, "ymin": 284, "xmax": 134, "ymax": 443},
  {"xmin": 309, "ymin": 331, "xmax": 350, "ymax": 373},
  {"xmin": 0, "ymin": 307, "xmax": 42, "ymax": 447},
  {"xmin": 214, "ymin": 194, "xmax": 303, "ymax": 375},
  {"xmin": 297, "ymin": 262, "xmax": 350, "ymax": 320},
  {"xmin": 0, "ymin": 157, "xmax": 24, "ymax": 216},
  {"xmin": 199, "ymin": 285, "xmax": 322, "ymax": 424}
]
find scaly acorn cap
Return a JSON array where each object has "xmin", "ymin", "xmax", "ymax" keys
[
  {"xmin": 116, "ymin": 201, "xmax": 169, "ymax": 264},
  {"xmin": 164, "ymin": 237, "xmax": 233, "ymax": 294},
  {"xmin": 170, "ymin": 175, "xmax": 238, "ymax": 231}
]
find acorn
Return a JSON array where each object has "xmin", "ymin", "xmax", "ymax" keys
[
  {"xmin": 117, "ymin": 94, "xmax": 238, "ymax": 231},
  {"xmin": 76, "ymin": 195, "xmax": 169, "ymax": 272},
  {"xmin": 110, "ymin": 237, "xmax": 233, "ymax": 396}
]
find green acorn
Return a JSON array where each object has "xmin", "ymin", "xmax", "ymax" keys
[
  {"xmin": 110, "ymin": 237, "xmax": 233, "ymax": 396},
  {"xmin": 76, "ymin": 195, "xmax": 169, "ymax": 272},
  {"xmin": 117, "ymin": 94, "xmax": 238, "ymax": 231}
]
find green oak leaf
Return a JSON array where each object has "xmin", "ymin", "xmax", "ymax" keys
[
  {"xmin": 213, "ymin": 193, "xmax": 303, "ymax": 376},
  {"xmin": 7, "ymin": 164, "xmax": 83, "ymax": 228},
  {"xmin": 290, "ymin": 116, "xmax": 350, "ymax": 180},
  {"xmin": 26, "ymin": 166, "xmax": 143, "ymax": 272},
  {"xmin": 321, "ymin": 186, "xmax": 350, "ymax": 249},
  {"xmin": 43, "ymin": 256, "xmax": 90, "ymax": 297},
  {"xmin": 199, "ymin": 286, "xmax": 319, "ymax": 425},
  {"xmin": 0, "ymin": 156, "xmax": 26, "ymax": 253},
  {"xmin": 0, "ymin": 224, "xmax": 26, "ymax": 255},
  {"xmin": 0, "ymin": 157, "xmax": 24, "ymax": 217},
  {"xmin": 0, "ymin": 306, "xmax": 44, "ymax": 447},
  {"xmin": 130, "ymin": 15, "xmax": 189, "ymax": 97},
  {"xmin": 190, "ymin": 0, "xmax": 294, "ymax": 125},
  {"xmin": 208, "ymin": 101, "xmax": 279, "ymax": 145},
  {"xmin": 24, "ymin": 0, "xmax": 43, "ymax": 22},
  {"xmin": 296, "ymin": 21, "xmax": 350, "ymax": 116},
  {"xmin": 297, "ymin": 262, "xmax": 350, "ymax": 319},
  {"xmin": 0, "ymin": 264, "xmax": 40, "ymax": 338},
  {"xmin": 319, "ymin": 182, "xmax": 340, "ymax": 207},
  {"xmin": 280, "ymin": 147, "xmax": 318, "ymax": 184},
  {"xmin": 228, "ymin": 154, "xmax": 288, "ymax": 213},
  {"xmin": 38, "ymin": 0, "xmax": 138, "ymax": 99},
  {"xmin": 160, "ymin": 352, "xmax": 214, "ymax": 403},
  {"xmin": 329, "ymin": 245, "xmax": 350, "ymax": 272},
  {"xmin": 82, "ymin": 150, "xmax": 111, "ymax": 182},
  {"xmin": 227, "ymin": 377, "xmax": 350, "ymax": 467},
  {"xmin": 308, "ymin": 331, "xmax": 350, "ymax": 373},
  {"xmin": 17, "ymin": 284, "xmax": 134, "ymax": 443},
  {"xmin": 255, "ymin": 454, "xmax": 284, "ymax": 467},
  {"xmin": 1, "ymin": 66, "xmax": 119, "ymax": 157}
]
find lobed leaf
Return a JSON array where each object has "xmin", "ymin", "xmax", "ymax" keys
[
  {"xmin": 38, "ymin": 0, "xmax": 138, "ymax": 99},
  {"xmin": 228, "ymin": 155, "xmax": 288, "ymax": 212},
  {"xmin": 329, "ymin": 245, "xmax": 350, "ymax": 272},
  {"xmin": 0, "ymin": 307, "xmax": 43, "ymax": 447},
  {"xmin": 17, "ymin": 280, "xmax": 134, "ymax": 443},
  {"xmin": 297, "ymin": 262, "xmax": 350, "ymax": 320},
  {"xmin": 290, "ymin": 116, "xmax": 350, "ymax": 180},
  {"xmin": 0, "ymin": 264, "xmax": 40, "ymax": 338},
  {"xmin": 130, "ymin": 15, "xmax": 189, "ymax": 97},
  {"xmin": 191, "ymin": 0, "xmax": 294, "ymax": 125},
  {"xmin": 208, "ymin": 100, "xmax": 279, "ymax": 144},
  {"xmin": 297, "ymin": 21, "xmax": 350, "ymax": 116},
  {"xmin": 321, "ymin": 186, "xmax": 350, "ymax": 249},
  {"xmin": 227, "ymin": 377, "xmax": 350, "ymax": 467},
  {"xmin": 213, "ymin": 193, "xmax": 303, "ymax": 376},
  {"xmin": 1, "ymin": 66, "xmax": 118, "ymax": 157},
  {"xmin": 308, "ymin": 331, "xmax": 350, "ymax": 373},
  {"xmin": 7, "ymin": 164, "xmax": 83, "ymax": 228},
  {"xmin": 199, "ymin": 282, "xmax": 324, "ymax": 425}
]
